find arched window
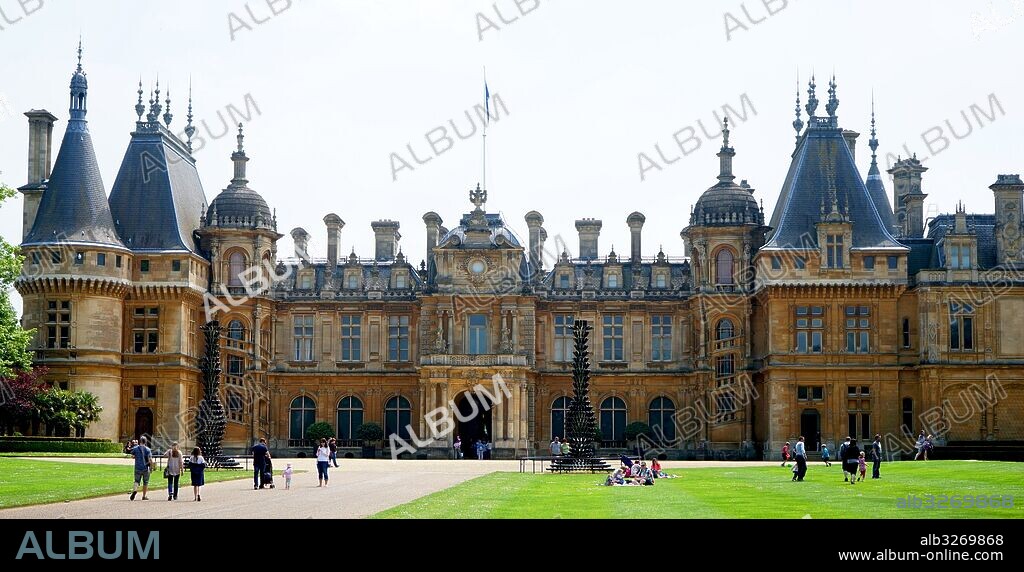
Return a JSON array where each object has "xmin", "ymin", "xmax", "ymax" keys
[
  {"xmin": 289, "ymin": 396, "xmax": 316, "ymax": 441},
  {"xmin": 902, "ymin": 397, "xmax": 914, "ymax": 435},
  {"xmin": 599, "ymin": 396, "xmax": 627, "ymax": 443},
  {"xmin": 551, "ymin": 396, "xmax": 570, "ymax": 440},
  {"xmin": 384, "ymin": 396, "xmax": 412, "ymax": 441},
  {"xmin": 715, "ymin": 249, "xmax": 734, "ymax": 285},
  {"xmin": 716, "ymin": 319, "xmax": 734, "ymax": 341},
  {"xmin": 228, "ymin": 252, "xmax": 247, "ymax": 287},
  {"xmin": 648, "ymin": 396, "xmax": 676, "ymax": 442},
  {"xmin": 336, "ymin": 396, "xmax": 364, "ymax": 441}
]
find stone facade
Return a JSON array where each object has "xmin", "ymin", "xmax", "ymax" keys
[{"xmin": 13, "ymin": 57, "xmax": 1024, "ymax": 458}]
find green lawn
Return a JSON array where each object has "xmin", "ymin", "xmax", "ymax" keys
[
  {"xmin": 0, "ymin": 457, "xmax": 251, "ymax": 509},
  {"xmin": 374, "ymin": 461, "xmax": 1024, "ymax": 519}
]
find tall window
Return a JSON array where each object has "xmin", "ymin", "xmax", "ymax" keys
[
  {"xmin": 468, "ymin": 314, "xmax": 489, "ymax": 355},
  {"xmin": 289, "ymin": 396, "xmax": 316, "ymax": 441},
  {"xmin": 600, "ymin": 397, "xmax": 627, "ymax": 443},
  {"xmin": 845, "ymin": 306, "xmax": 870, "ymax": 353},
  {"xmin": 384, "ymin": 396, "xmax": 412, "ymax": 440},
  {"xmin": 226, "ymin": 320, "xmax": 245, "ymax": 379},
  {"xmin": 602, "ymin": 315, "xmax": 624, "ymax": 361},
  {"xmin": 902, "ymin": 397, "xmax": 914, "ymax": 435},
  {"xmin": 949, "ymin": 301, "xmax": 974, "ymax": 351},
  {"xmin": 340, "ymin": 315, "xmax": 362, "ymax": 361},
  {"xmin": 948, "ymin": 244, "xmax": 971, "ymax": 269},
  {"xmin": 715, "ymin": 354, "xmax": 735, "ymax": 378},
  {"xmin": 826, "ymin": 234, "xmax": 844, "ymax": 268},
  {"xmin": 902, "ymin": 318, "xmax": 911, "ymax": 349},
  {"xmin": 848, "ymin": 412, "xmax": 871, "ymax": 440},
  {"xmin": 388, "ymin": 316, "xmax": 410, "ymax": 361},
  {"xmin": 715, "ymin": 391, "xmax": 736, "ymax": 421},
  {"xmin": 228, "ymin": 252, "xmax": 246, "ymax": 286},
  {"xmin": 648, "ymin": 396, "xmax": 676, "ymax": 441},
  {"xmin": 651, "ymin": 315, "xmax": 672, "ymax": 361},
  {"xmin": 553, "ymin": 314, "xmax": 574, "ymax": 362},
  {"xmin": 133, "ymin": 307, "xmax": 159, "ymax": 353},
  {"xmin": 347, "ymin": 274, "xmax": 359, "ymax": 289},
  {"xmin": 795, "ymin": 306, "xmax": 823, "ymax": 353},
  {"xmin": 293, "ymin": 315, "xmax": 314, "ymax": 361},
  {"xmin": 607, "ymin": 274, "xmax": 619, "ymax": 288},
  {"xmin": 227, "ymin": 391, "xmax": 244, "ymax": 422},
  {"xmin": 716, "ymin": 318, "xmax": 735, "ymax": 345},
  {"xmin": 715, "ymin": 249, "xmax": 734, "ymax": 285},
  {"xmin": 395, "ymin": 273, "xmax": 407, "ymax": 289},
  {"xmin": 559, "ymin": 274, "xmax": 570, "ymax": 288},
  {"xmin": 45, "ymin": 300, "xmax": 71, "ymax": 349},
  {"xmin": 336, "ymin": 396, "xmax": 364, "ymax": 441},
  {"xmin": 551, "ymin": 396, "xmax": 570, "ymax": 440},
  {"xmin": 848, "ymin": 386, "xmax": 871, "ymax": 440}
]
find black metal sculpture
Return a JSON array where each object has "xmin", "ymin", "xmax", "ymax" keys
[
  {"xmin": 196, "ymin": 321, "xmax": 227, "ymax": 465},
  {"xmin": 550, "ymin": 320, "xmax": 611, "ymax": 473}
]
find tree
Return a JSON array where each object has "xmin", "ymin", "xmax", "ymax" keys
[
  {"xmin": 33, "ymin": 386, "xmax": 103, "ymax": 437},
  {"xmin": 0, "ymin": 367, "xmax": 46, "ymax": 435},
  {"xmin": 305, "ymin": 422, "xmax": 334, "ymax": 442},
  {"xmin": 0, "ymin": 182, "xmax": 33, "ymax": 379},
  {"xmin": 354, "ymin": 422, "xmax": 383, "ymax": 443}
]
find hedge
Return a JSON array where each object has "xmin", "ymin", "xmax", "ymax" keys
[{"xmin": 0, "ymin": 437, "xmax": 123, "ymax": 454}]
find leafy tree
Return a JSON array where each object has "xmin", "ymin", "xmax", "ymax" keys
[
  {"xmin": 0, "ymin": 182, "xmax": 33, "ymax": 379},
  {"xmin": 354, "ymin": 422, "xmax": 383, "ymax": 443},
  {"xmin": 0, "ymin": 367, "xmax": 46, "ymax": 435},
  {"xmin": 34, "ymin": 387, "xmax": 103, "ymax": 437},
  {"xmin": 625, "ymin": 421, "xmax": 654, "ymax": 443},
  {"xmin": 305, "ymin": 421, "xmax": 334, "ymax": 442}
]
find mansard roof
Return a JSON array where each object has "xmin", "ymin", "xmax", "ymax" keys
[
  {"xmin": 539, "ymin": 257, "xmax": 692, "ymax": 298},
  {"xmin": 438, "ymin": 212, "xmax": 523, "ymax": 249},
  {"xmin": 108, "ymin": 122, "xmax": 207, "ymax": 253},
  {"xmin": 928, "ymin": 214, "xmax": 998, "ymax": 269}
]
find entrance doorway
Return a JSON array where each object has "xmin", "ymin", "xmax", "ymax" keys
[
  {"xmin": 135, "ymin": 407, "xmax": 154, "ymax": 440},
  {"xmin": 800, "ymin": 409, "xmax": 820, "ymax": 452},
  {"xmin": 454, "ymin": 392, "xmax": 492, "ymax": 459}
]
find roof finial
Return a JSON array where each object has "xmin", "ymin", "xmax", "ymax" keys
[
  {"xmin": 135, "ymin": 78, "xmax": 145, "ymax": 121},
  {"xmin": 869, "ymin": 92, "xmax": 879, "ymax": 164},
  {"xmin": 76, "ymin": 37, "xmax": 83, "ymax": 74},
  {"xmin": 825, "ymin": 74, "xmax": 839, "ymax": 118},
  {"xmin": 793, "ymin": 74, "xmax": 804, "ymax": 142},
  {"xmin": 805, "ymin": 74, "xmax": 819, "ymax": 118},
  {"xmin": 163, "ymin": 87, "xmax": 173, "ymax": 127},
  {"xmin": 721, "ymin": 116, "xmax": 731, "ymax": 150},
  {"xmin": 150, "ymin": 77, "xmax": 163, "ymax": 123},
  {"xmin": 236, "ymin": 122, "xmax": 245, "ymax": 153},
  {"xmin": 184, "ymin": 80, "xmax": 196, "ymax": 153},
  {"xmin": 146, "ymin": 87, "xmax": 157, "ymax": 123}
]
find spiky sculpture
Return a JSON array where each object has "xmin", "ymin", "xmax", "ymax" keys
[
  {"xmin": 567, "ymin": 320, "xmax": 598, "ymax": 462},
  {"xmin": 196, "ymin": 321, "xmax": 227, "ymax": 464}
]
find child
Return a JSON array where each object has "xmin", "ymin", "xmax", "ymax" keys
[
  {"xmin": 283, "ymin": 463, "xmax": 294, "ymax": 490},
  {"xmin": 189, "ymin": 447, "xmax": 206, "ymax": 502},
  {"xmin": 781, "ymin": 442, "xmax": 791, "ymax": 467},
  {"xmin": 857, "ymin": 451, "xmax": 867, "ymax": 481},
  {"xmin": 821, "ymin": 444, "xmax": 832, "ymax": 467}
]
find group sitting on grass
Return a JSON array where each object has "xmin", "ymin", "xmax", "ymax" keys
[{"xmin": 604, "ymin": 456, "xmax": 675, "ymax": 486}]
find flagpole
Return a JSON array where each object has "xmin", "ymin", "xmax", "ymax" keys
[{"xmin": 483, "ymin": 67, "xmax": 488, "ymax": 192}]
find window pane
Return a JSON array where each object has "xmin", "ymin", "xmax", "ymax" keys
[{"xmin": 963, "ymin": 317, "xmax": 973, "ymax": 350}]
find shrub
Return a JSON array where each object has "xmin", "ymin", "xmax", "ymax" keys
[
  {"xmin": 304, "ymin": 422, "xmax": 334, "ymax": 442},
  {"xmin": 625, "ymin": 421, "xmax": 654, "ymax": 442},
  {"xmin": 0, "ymin": 437, "xmax": 122, "ymax": 454},
  {"xmin": 355, "ymin": 422, "xmax": 383, "ymax": 443}
]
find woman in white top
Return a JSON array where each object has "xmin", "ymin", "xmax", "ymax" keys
[{"xmin": 315, "ymin": 438, "xmax": 331, "ymax": 487}]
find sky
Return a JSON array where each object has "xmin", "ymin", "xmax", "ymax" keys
[{"xmin": 2, "ymin": 0, "xmax": 1023, "ymax": 316}]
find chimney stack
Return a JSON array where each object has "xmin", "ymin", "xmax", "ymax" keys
[
  {"xmin": 290, "ymin": 227, "xmax": 311, "ymax": 261},
  {"xmin": 372, "ymin": 220, "xmax": 401, "ymax": 261},
  {"xmin": 323, "ymin": 214, "xmax": 345, "ymax": 266},
  {"xmin": 842, "ymin": 129, "xmax": 859, "ymax": 162},
  {"xmin": 626, "ymin": 212, "xmax": 646, "ymax": 263},
  {"xmin": 20, "ymin": 110, "xmax": 57, "ymax": 240},
  {"xmin": 889, "ymin": 156, "xmax": 928, "ymax": 238},
  {"xmin": 991, "ymin": 174, "xmax": 1024, "ymax": 265},
  {"xmin": 422, "ymin": 212, "xmax": 443, "ymax": 266},
  {"xmin": 525, "ymin": 211, "xmax": 545, "ymax": 279},
  {"xmin": 575, "ymin": 218, "xmax": 602, "ymax": 260}
]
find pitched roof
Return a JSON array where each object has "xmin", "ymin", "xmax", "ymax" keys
[
  {"xmin": 766, "ymin": 123, "xmax": 904, "ymax": 251},
  {"xmin": 108, "ymin": 123, "xmax": 207, "ymax": 253},
  {"xmin": 23, "ymin": 120, "xmax": 125, "ymax": 249}
]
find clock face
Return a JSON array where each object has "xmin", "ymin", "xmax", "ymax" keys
[{"xmin": 470, "ymin": 260, "xmax": 486, "ymax": 275}]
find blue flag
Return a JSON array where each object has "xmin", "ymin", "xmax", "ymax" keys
[{"xmin": 485, "ymin": 81, "xmax": 490, "ymax": 126}]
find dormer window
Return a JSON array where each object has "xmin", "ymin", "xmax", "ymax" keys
[
  {"xmin": 299, "ymin": 274, "xmax": 312, "ymax": 289},
  {"xmin": 607, "ymin": 274, "xmax": 619, "ymax": 288},
  {"xmin": 655, "ymin": 274, "xmax": 667, "ymax": 288},
  {"xmin": 395, "ymin": 273, "xmax": 407, "ymax": 288},
  {"xmin": 948, "ymin": 245, "xmax": 971, "ymax": 269},
  {"xmin": 826, "ymin": 235, "xmax": 844, "ymax": 268},
  {"xmin": 887, "ymin": 256, "xmax": 898, "ymax": 270},
  {"xmin": 347, "ymin": 274, "xmax": 359, "ymax": 289},
  {"xmin": 863, "ymin": 256, "xmax": 875, "ymax": 270},
  {"xmin": 558, "ymin": 274, "xmax": 570, "ymax": 289}
]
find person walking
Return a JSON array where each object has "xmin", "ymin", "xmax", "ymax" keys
[
  {"xmin": 780, "ymin": 442, "xmax": 790, "ymax": 467},
  {"xmin": 453, "ymin": 436, "xmax": 463, "ymax": 459},
  {"xmin": 164, "ymin": 441, "xmax": 184, "ymax": 501},
  {"xmin": 129, "ymin": 436, "xmax": 153, "ymax": 501},
  {"xmin": 283, "ymin": 463, "xmax": 294, "ymax": 489},
  {"xmin": 793, "ymin": 436, "xmax": 807, "ymax": 481},
  {"xmin": 550, "ymin": 436, "xmax": 562, "ymax": 456},
  {"xmin": 871, "ymin": 434, "xmax": 883, "ymax": 478},
  {"xmin": 842, "ymin": 438, "xmax": 861, "ymax": 485},
  {"xmin": 560, "ymin": 439, "xmax": 571, "ymax": 456},
  {"xmin": 251, "ymin": 437, "xmax": 269, "ymax": 490},
  {"xmin": 316, "ymin": 438, "xmax": 331, "ymax": 487},
  {"xmin": 915, "ymin": 430, "xmax": 926, "ymax": 460},
  {"xmin": 474, "ymin": 439, "xmax": 486, "ymax": 460},
  {"xmin": 189, "ymin": 447, "xmax": 206, "ymax": 501},
  {"xmin": 922, "ymin": 434, "xmax": 934, "ymax": 461},
  {"xmin": 821, "ymin": 443, "xmax": 832, "ymax": 467},
  {"xmin": 839, "ymin": 436, "xmax": 851, "ymax": 481},
  {"xmin": 328, "ymin": 437, "xmax": 339, "ymax": 468}
]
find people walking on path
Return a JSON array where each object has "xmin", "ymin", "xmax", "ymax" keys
[
  {"xmin": 329, "ymin": 438, "xmax": 339, "ymax": 468},
  {"xmin": 921, "ymin": 435, "xmax": 933, "ymax": 461},
  {"xmin": 793, "ymin": 436, "xmax": 807, "ymax": 481},
  {"xmin": 871, "ymin": 434, "xmax": 883, "ymax": 478},
  {"xmin": 780, "ymin": 442, "xmax": 790, "ymax": 467},
  {"xmin": 283, "ymin": 463, "xmax": 294, "ymax": 489},
  {"xmin": 453, "ymin": 436, "xmax": 463, "ymax": 459},
  {"xmin": 189, "ymin": 447, "xmax": 206, "ymax": 501},
  {"xmin": 316, "ymin": 438, "xmax": 331, "ymax": 487},
  {"xmin": 164, "ymin": 441, "xmax": 183, "ymax": 501},
  {"xmin": 251, "ymin": 438, "xmax": 269, "ymax": 490},
  {"xmin": 915, "ymin": 430, "xmax": 926, "ymax": 460},
  {"xmin": 842, "ymin": 438, "xmax": 861, "ymax": 485},
  {"xmin": 129, "ymin": 436, "xmax": 153, "ymax": 501},
  {"xmin": 821, "ymin": 443, "xmax": 832, "ymax": 467}
]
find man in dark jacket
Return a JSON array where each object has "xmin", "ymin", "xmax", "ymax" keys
[
  {"xmin": 871, "ymin": 434, "xmax": 883, "ymax": 478},
  {"xmin": 843, "ymin": 438, "xmax": 861, "ymax": 485},
  {"xmin": 838, "ymin": 436, "xmax": 851, "ymax": 481},
  {"xmin": 252, "ymin": 438, "xmax": 269, "ymax": 489}
]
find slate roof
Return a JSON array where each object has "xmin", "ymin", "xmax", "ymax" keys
[
  {"xmin": 865, "ymin": 159, "xmax": 897, "ymax": 233},
  {"xmin": 23, "ymin": 119, "xmax": 125, "ymax": 249},
  {"xmin": 108, "ymin": 123, "xmax": 207, "ymax": 253},
  {"xmin": 438, "ymin": 212, "xmax": 523, "ymax": 248},
  {"xmin": 539, "ymin": 258, "xmax": 692, "ymax": 297},
  {"xmin": 766, "ymin": 123, "xmax": 904, "ymax": 251},
  {"xmin": 927, "ymin": 214, "xmax": 998, "ymax": 269}
]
